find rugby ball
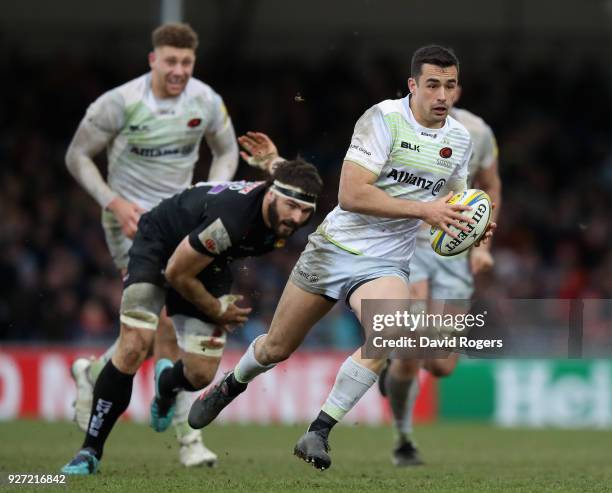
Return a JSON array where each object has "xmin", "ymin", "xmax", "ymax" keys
[{"xmin": 430, "ymin": 189, "xmax": 492, "ymax": 256}]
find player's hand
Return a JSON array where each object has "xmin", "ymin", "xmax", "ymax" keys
[
  {"xmin": 106, "ymin": 196, "xmax": 146, "ymax": 239},
  {"xmin": 421, "ymin": 192, "xmax": 475, "ymax": 239},
  {"xmin": 470, "ymin": 247, "xmax": 495, "ymax": 275},
  {"xmin": 475, "ymin": 221, "xmax": 497, "ymax": 248},
  {"xmin": 475, "ymin": 202, "xmax": 497, "ymax": 248},
  {"xmin": 213, "ymin": 294, "xmax": 252, "ymax": 330},
  {"xmin": 238, "ymin": 131, "xmax": 279, "ymax": 170}
]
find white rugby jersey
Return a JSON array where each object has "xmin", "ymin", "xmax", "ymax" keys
[
  {"xmin": 416, "ymin": 107, "xmax": 498, "ymax": 243},
  {"xmin": 85, "ymin": 74, "xmax": 231, "ymax": 210},
  {"xmin": 319, "ymin": 96, "xmax": 472, "ymax": 263}
]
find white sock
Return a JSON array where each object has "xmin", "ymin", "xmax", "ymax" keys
[
  {"xmin": 387, "ymin": 374, "xmax": 419, "ymax": 440},
  {"xmin": 321, "ymin": 357, "xmax": 378, "ymax": 422},
  {"xmin": 173, "ymin": 391, "xmax": 199, "ymax": 441},
  {"xmin": 234, "ymin": 335, "xmax": 276, "ymax": 383}
]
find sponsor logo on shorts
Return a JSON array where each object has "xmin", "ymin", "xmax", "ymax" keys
[{"xmin": 296, "ymin": 268, "xmax": 319, "ymax": 283}]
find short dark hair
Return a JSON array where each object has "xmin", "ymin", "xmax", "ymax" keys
[
  {"xmin": 410, "ymin": 45, "xmax": 459, "ymax": 79},
  {"xmin": 270, "ymin": 159, "xmax": 323, "ymax": 198},
  {"xmin": 152, "ymin": 23, "xmax": 199, "ymax": 50}
]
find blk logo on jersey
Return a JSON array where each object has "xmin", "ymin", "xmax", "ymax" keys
[
  {"xmin": 439, "ymin": 147, "xmax": 453, "ymax": 159},
  {"xmin": 401, "ymin": 141, "xmax": 420, "ymax": 152},
  {"xmin": 187, "ymin": 118, "xmax": 202, "ymax": 128}
]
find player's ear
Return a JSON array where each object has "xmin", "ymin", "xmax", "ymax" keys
[
  {"xmin": 148, "ymin": 51, "xmax": 156, "ymax": 69},
  {"xmin": 408, "ymin": 77, "xmax": 417, "ymax": 95},
  {"xmin": 264, "ymin": 189, "xmax": 276, "ymax": 206},
  {"xmin": 452, "ymin": 84, "xmax": 462, "ymax": 105}
]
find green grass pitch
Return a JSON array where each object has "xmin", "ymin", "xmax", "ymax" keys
[{"xmin": 1, "ymin": 421, "xmax": 611, "ymax": 493}]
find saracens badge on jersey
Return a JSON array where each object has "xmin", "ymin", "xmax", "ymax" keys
[{"xmin": 439, "ymin": 147, "xmax": 453, "ymax": 159}]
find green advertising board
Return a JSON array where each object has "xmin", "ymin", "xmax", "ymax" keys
[{"xmin": 440, "ymin": 360, "xmax": 612, "ymax": 427}]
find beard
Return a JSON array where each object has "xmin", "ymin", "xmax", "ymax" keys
[{"xmin": 268, "ymin": 197, "xmax": 299, "ymax": 238}]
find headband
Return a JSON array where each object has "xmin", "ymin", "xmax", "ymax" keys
[{"xmin": 270, "ymin": 180, "xmax": 317, "ymax": 209}]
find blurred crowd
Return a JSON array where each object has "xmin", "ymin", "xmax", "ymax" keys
[{"xmin": 1, "ymin": 45, "xmax": 611, "ymax": 347}]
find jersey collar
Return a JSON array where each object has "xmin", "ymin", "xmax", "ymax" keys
[{"xmin": 403, "ymin": 94, "xmax": 450, "ymax": 141}]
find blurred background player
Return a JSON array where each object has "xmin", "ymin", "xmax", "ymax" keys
[
  {"xmin": 61, "ymin": 160, "xmax": 322, "ymax": 475},
  {"xmin": 379, "ymin": 86, "xmax": 502, "ymax": 466},
  {"xmin": 65, "ymin": 22, "xmax": 239, "ymax": 467}
]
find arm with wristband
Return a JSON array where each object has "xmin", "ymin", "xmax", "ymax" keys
[{"xmin": 165, "ymin": 230, "xmax": 251, "ymax": 329}]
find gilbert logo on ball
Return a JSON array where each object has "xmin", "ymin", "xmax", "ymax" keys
[{"xmin": 430, "ymin": 188, "xmax": 492, "ymax": 256}]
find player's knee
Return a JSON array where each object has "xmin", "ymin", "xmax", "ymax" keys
[
  {"xmin": 183, "ymin": 362, "xmax": 217, "ymax": 389},
  {"xmin": 118, "ymin": 328, "xmax": 153, "ymax": 371},
  {"xmin": 260, "ymin": 338, "xmax": 292, "ymax": 364}
]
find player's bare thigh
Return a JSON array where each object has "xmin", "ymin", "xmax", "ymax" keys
[
  {"xmin": 349, "ymin": 276, "xmax": 412, "ymax": 375},
  {"xmin": 120, "ymin": 267, "xmax": 178, "ymax": 362},
  {"xmin": 255, "ymin": 280, "xmax": 335, "ymax": 365}
]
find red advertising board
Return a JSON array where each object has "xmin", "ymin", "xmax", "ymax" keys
[{"xmin": 0, "ymin": 347, "xmax": 436, "ymax": 424}]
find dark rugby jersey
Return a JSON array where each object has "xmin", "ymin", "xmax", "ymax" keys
[{"xmin": 143, "ymin": 180, "xmax": 280, "ymax": 262}]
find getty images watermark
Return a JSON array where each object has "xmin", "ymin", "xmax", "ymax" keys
[
  {"xmin": 361, "ymin": 299, "xmax": 612, "ymax": 359},
  {"xmin": 371, "ymin": 308, "xmax": 499, "ymax": 350}
]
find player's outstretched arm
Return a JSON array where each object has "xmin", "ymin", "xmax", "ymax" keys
[
  {"xmin": 238, "ymin": 131, "xmax": 285, "ymax": 174},
  {"xmin": 338, "ymin": 161, "xmax": 473, "ymax": 239},
  {"xmin": 165, "ymin": 237, "xmax": 252, "ymax": 327}
]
